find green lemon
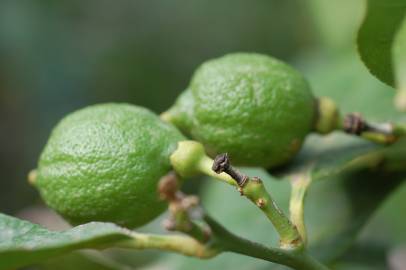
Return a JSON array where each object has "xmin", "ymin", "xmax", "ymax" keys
[
  {"xmin": 163, "ymin": 53, "xmax": 316, "ymax": 168},
  {"xmin": 34, "ymin": 103, "xmax": 185, "ymax": 228}
]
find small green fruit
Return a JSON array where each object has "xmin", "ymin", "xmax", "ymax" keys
[
  {"xmin": 164, "ymin": 53, "xmax": 316, "ymax": 168},
  {"xmin": 34, "ymin": 103, "xmax": 185, "ymax": 228}
]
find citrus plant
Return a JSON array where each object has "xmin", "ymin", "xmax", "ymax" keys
[{"xmin": 1, "ymin": 1, "xmax": 406, "ymax": 270}]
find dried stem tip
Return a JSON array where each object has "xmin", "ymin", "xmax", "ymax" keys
[
  {"xmin": 212, "ymin": 153, "xmax": 247, "ymax": 186},
  {"xmin": 343, "ymin": 113, "xmax": 398, "ymax": 144},
  {"xmin": 343, "ymin": 113, "xmax": 367, "ymax": 135},
  {"xmin": 212, "ymin": 153, "xmax": 230, "ymax": 173}
]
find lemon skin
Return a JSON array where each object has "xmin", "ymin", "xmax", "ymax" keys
[
  {"xmin": 35, "ymin": 103, "xmax": 185, "ymax": 228},
  {"xmin": 166, "ymin": 53, "xmax": 316, "ymax": 168}
]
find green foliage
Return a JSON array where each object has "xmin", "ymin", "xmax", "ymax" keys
[
  {"xmin": 357, "ymin": 0, "xmax": 406, "ymax": 87},
  {"xmin": 0, "ymin": 213, "xmax": 132, "ymax": 270},
  {"xmin": 297, "ymin": 137, "xmax": 405, "ymax": 262}
]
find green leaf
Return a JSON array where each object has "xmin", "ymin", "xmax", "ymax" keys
[
  {"xmin": 280, "ymin": 135, "xmax": 379, "ymax": 180},
  {"xmin": 357, "ymin": 0, "xmax": 406, "ymax": 86},
  {"xmin": 286, "ymin": 134, "xmax": 406, "ymax": 181},
  {"xmin": 0, "ymin": 213, "xmax": 132, "ymax": 270},
  {"xmin": 331, "ymin": 241, "xmax": 389, "ymax": 270},
  {"xmin": 33, "ymin": 251, "xmax": 120, "ymax": 270},
  {"xmin": 294, "ymin": 137, "xmax": 405, "ymax": 262},
  {"xmin": 285, "ymin": 52, "xmax": 406, "ymax": 262}
]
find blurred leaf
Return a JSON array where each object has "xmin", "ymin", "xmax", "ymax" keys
[
  {"xmin": 281, "ymin": 135, "xmax": 377, "ymax": 180},
  {"xmin": 363, "ymin": 182, "xmax": 406, "ymax": 245},
  {"xmin": 33, "ymin": 249, "xmax": 161, "ymax": 270},
  {"xmin": 332, "ymin": 241, "xmax": 389, "ymax": 270},
  {"xmin": 298, "ymin": 137, "xmax": 405, "ymax": 262},
  {"xmin": 295, "ymin": 52, "xmax": 406, "ymax": 262},
  {"xmin": 357, "ymin": 0, "xmax": 406, "ymax": 86},
  {"xmin": 307, "ymin": 0, "xmax": 364, "ymax": 51},
  {"xmin": 286, "ymin": 134, "xmax": 406, "ymax": 181},
  {"xmin": 0, "ymin": 213, "xmax": 133, "ymax": 270},
  {"xmin": 277, "ymin": 135, "xmax": 404, "ymax": 262}
]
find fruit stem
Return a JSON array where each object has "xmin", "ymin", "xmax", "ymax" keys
[
  {"xmin": 117, "ymin": 232, "xmax": 219, "ymax": 258},
  {"xmin": 164, "ymin": 208, "xmax": 211, "ymax": 243},
  {"xmin": 211, "ymin": 153, "xmax": 302, "ymax": 248},
  {"xmin": 289, "ymin": 174, "xmax": 312, "ymax": 245},
  {"xmin": 314, "ymin": 97, "xmax": 341, "ymax": 134},
  {"xmin": 170, "ymin": 140, "xmax": 236, "ymax": 186},
  {"xmin": 315, "ymin": 97, "xmax": 406, "ymax": 144},
  {"xmin": 341, "ymin": 113, "xmax": 403, "ymax": 144},
  {"xmin": 197, "ymin": 155, "xmax": 238, "ymax": 186},
  {"xmin": 116, "ymin": 211, "xmax": 329, "ymax": 269},
  {"xmin": 204, "ymin": 214, "xmax": 329, "ymax": 270}
]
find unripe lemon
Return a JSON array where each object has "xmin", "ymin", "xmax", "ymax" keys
[
  {"xmin": 34, "ymin": 104, "xmax": 185, "ymax": 228},
  {"xmin": 163, "ymin": 53, "xmax": 316, "ymax": 168}
]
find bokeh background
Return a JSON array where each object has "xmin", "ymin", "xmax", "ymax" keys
[{"xmin": 1, "ymin": 1, "xmax": 405, "ymax": 269}]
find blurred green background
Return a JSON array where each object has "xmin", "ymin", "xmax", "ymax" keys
[
  {"xmin": 1, "ymin": 1, "xmax": 405, "ymax": 269},
  {"xmin": 0, "ymin": 0, "xmax": 313, "ymax": 214}
]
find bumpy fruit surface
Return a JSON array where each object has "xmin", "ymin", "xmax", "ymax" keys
[
  {"xmin": 34, "ymin": 103, "xmax": 185, "ymax": 228},
  {"xmin": 164, "ymin": 53, "xmax": 316, "ymax": 168}
]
